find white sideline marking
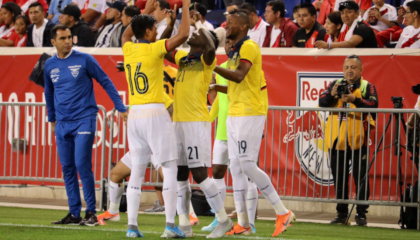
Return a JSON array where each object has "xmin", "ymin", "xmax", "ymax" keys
[{"xmin": 0, "ymin": 223, "xmax": 300, "ymax": 240}]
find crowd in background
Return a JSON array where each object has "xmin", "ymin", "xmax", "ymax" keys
[{"xmin": 0, "ymin": 0, "xmax": 419, "ymax": 48}]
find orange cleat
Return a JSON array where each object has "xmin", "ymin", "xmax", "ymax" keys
[
  {"xmin": 190, "ymin": 213, "xmax": 199, "ymax": 226},
  {"xmin": 226, "ymin": 223, "xmax": 252, "ymax": 235},
  {"xmin": 272, "ymin": 211, "xmax": 296, "ymax": 237},
  {"xmin": 97, "ymin": 211, "xmax": 120, "ymax": 223}
]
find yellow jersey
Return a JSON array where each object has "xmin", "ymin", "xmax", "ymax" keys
[
  {"xmin": 260, "ymin": 71, "xmax": 268, "ymax": 116},
  {"xmin": 227, "ymin": 37, "xmax": 265, "ymax": 116},
  {"xmin": 122, "ymin": 40, "xmax": 169, "ymax": 106},
  {"xmin": 164, "ymin": 92, "xmax": 173, "ymax": 109},
  {"xmin": 173, "ymin": 50, "xmax": 216, "ymax": 122}
]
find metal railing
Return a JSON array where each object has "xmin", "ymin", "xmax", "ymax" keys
[{"xmin": 0, "ymin": 103, "xmax": 108, "ymax": 209}]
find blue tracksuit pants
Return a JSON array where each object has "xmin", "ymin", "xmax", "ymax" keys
[{"xmin": 55, "ymin": 119, "xmax": 96, "ymax": 217}]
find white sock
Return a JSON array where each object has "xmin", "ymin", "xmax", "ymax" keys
[
  {"xmin": 108, "ymin": 181, "xmax": 124, "ymax": 215},
  {"xmin": 213, "ymin": 178, "xmax": 226, "ymax": 203},
  {"xmin": 127, "ymin": 163, "xmax": 147, "ymax": 226},
  {"xmin": 177, "ymin": 180, "xmax": 191, "ymax": 226},
  {"xmin": 198, "ymin": 177, "xmax": 227, "ymax": 223},
  {"xmin": 241, "ymin": 161, "xmax": 289, "ymax": 216},
  {"xmin": 230, "ymin": 158, "xmax": 250, "ymax": 228},
  {"xmin": 247, "ymin": 180, "xmax": 258, "ymax": 225},
  {"xmin": 161, "ymin": 160, "xmax": 178, "ymax": 224}
]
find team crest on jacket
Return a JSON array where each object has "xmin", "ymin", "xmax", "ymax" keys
[{"xmin": 69, "ymin": 65, "xmax": 81, "ymax": 78}]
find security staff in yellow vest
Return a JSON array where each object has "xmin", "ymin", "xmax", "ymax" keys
[{"xmin": 319, "ymin": 55, "xmax": 378, "ymax": 227}]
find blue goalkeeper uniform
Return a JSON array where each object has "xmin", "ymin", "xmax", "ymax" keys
[{"xmin": 44, "ymin": 49, "xmax": 126, "ymax": 218}]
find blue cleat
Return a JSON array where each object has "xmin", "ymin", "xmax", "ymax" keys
[
  {"xmin": 126, "ymin": 229, "xmax": 144, "ymax": 238},
  {"xmin": 250, "ymin": 224, "xmax": 256, "ymax": 234},
  {"xmin": 201, "ymin": 217, "xmax": 218, "ymax": 232},
  {"xmin": 161, "ymin": 225, "xmax": 186, "ymax": 238}
]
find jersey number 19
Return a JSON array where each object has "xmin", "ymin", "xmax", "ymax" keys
[{"xmin": 126, "ymin": 63, "xmax": 149, "ymax": 95}]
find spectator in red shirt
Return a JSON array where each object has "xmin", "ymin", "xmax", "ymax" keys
[
  {"xmin": 8, "ymin": 15, "xmax": 29, "ymax": 47},
  {"xmin": 324, "ymin": 11, "xmax": 343, "ymax": 43},
  {"xmin": 313, "ymin": 0, "xmax": 335, "ymax": 25},
  {"xmin": 0, "ymin": 2, "xmax": 21, "ymax": 41},
  {"xmin": 263, "ymin": 0, "xmax": 298, "ymax": 47}
]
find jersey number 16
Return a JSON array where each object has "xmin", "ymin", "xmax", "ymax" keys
[{"xmin": 126, "ymin": 63, "xmax": 149, "ymax": 95}]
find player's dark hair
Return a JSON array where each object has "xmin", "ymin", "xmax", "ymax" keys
[
  {"xmin": 346, "ymin": 54, "xmax": 362, "ymax": 65},
  {"xmin": 239, "ymin": 3, "xmax": 257, "ymax": 15},
  {"xmin": 124, "ymin": 5, "xmax": 140, "ymax": 17},
  {"xmin": 407, "ymin": 1, "xmax": 420, "ymax": 16},
  {"xmin": 16, "ymin": 14, "xmax": 30, "ymax": 27},
  {"xmin": 327, "ymin": 12, "xmax": 343, "ymax": 29},
  {"xmin": 228, "ymin": 9, "xmax": 251, "ymax": 28},
  {"xmin": 1, "ymin": 2, "xmax": 23, "ymax": 26},
  {"xmin": 51, "ymin": 24, "xmax": 70, "ymax": 39},
  {"xmin": 266, "ymin": 0, "xmax": 285, "ymax": 18},
  {"xmin": 299, "ymin": 2, "xmax": 317, "ymax": 16},
  {"xmin": 131, "ymin": 14, "xmax": 157, "ymax": 39},
  {"xmin": 28, "ymin": 2, "xmax": 43, "ymax": 12},
  {"xmin": 293, "ymin": 4, "xmax": 300, "ymax": 13},
  {"xmin": 157, "ymin": 0, "xmax": 170, "ymax": 10},
  {"xmin": 190, "ymin": 3, "xmax": 207, "ymax": 17},
  {"xmin": 209, "ymin": 30, "xmax": 219, "ymax": 49}
]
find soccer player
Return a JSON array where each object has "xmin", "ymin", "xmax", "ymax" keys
[
  {"xmin": 120, "ymin": 0, "xmax": 191, "ymax": 237},
  {"xmin": 203, "ymin": 38, "xmax": 269, "ymax": 234},
  {"xmin": 164, "ymin": 28, "xmax": 233, "ymax": 238},
  {"xmin": 45, "ymin": 24, "xmax": 127, "ymax": 226},
  {"xmin": 211, "ymin": 9, "xmax": 295, "ymax": 237}
]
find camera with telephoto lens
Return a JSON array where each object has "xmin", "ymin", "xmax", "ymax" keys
[{"xmin": 336, "ymin": 79, "xmax": 350, "ymax": 98}]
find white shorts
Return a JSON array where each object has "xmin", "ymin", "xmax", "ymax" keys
[
  {"xmin": 212, "ymin": 139, "xmax": 229, "ymax": 165},
  {"xmin": 174, "ymin": 121, "xmax": 211, "ymax": 168},
  {"xmin": 127, "ymin": 104, "xmax": 177, "ymax": 167},
  {"xmin": 226, "ymin": 115, "xmax": 265, "ymax": 162},
  {"xmin": 120, "ymin": 152, "xmax": 161, "ymax": 170}
]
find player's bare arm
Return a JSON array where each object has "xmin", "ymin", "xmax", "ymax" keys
[
  {"xmin": 166, "ymin": 0, "xmax": 191, "ymax": 51},
  {"xmin": 199, "ymin": 28, "xmax": 216, "ymax": 65},
  {"xmin": 160, "ymin": 4, "xmax": 177, "ymax": 39},
  {"xmin": 210, "ymin": 84, "xmax": 228, "ymax": 94},
  {"xmin": 214, "ymin": 61, "xmax": 252, "ymax": 83}
]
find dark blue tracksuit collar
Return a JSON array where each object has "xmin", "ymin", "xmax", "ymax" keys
[
  {"xmin": 228, "ymin": 36, "xmax": 250, "ymax": 58},
  {"xmin": 180, "ymin": 52, "xmax": 202, "ymax": 63},
  {"xmin": 135, "ymin": 39, "xmax": 151, "ymax": 44}
]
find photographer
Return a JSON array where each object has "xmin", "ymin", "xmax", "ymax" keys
[{"xmin": 319, "ymin": 55, "xmax": 378, "ymax": 226}]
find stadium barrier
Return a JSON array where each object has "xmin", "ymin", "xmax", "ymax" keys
[
  {"xmin": 107, "ymin": 106, "xmax": 420, "ymax": 229},
  {"xmin": 0, "ymin": 102, "xmax": 108, "ymax": 209}
]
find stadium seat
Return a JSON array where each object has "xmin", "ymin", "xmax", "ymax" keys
[{"xmin": 205, "ymin": 9, "xmax": 226, "ymax": 28}]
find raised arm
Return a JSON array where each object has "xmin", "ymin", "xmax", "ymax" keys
[
  {"xmin": 166, "ymin": 0, "xmax": 191, "ymax": 51},
  {"xmin": 160, "ymin": 4, "xmax": 178, "ymax": 40},
  {"xmin": 199, "ymin": 28, "xmax": 216, "ymax": 65}
]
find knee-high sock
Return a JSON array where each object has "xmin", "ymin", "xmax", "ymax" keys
[
  {"xmin": 161, "ymin": 160, "xmax": 178, "ymax": 225},
  {"xmin": 230, "ymin": 158, "xmax": 250, "ymax": 228},
  {"xmin": 189, "ymin": 200, "xmax": 197, "ymax": 218},
  {"xmin": 241, "ymin": 160, "xmax": 288, "ymax": 215},
  {"xmin": 108, "ymin": 180, "xmax": 124, "ymax": 215},
  {"xmin": 177, "ymin": 180, "xmax": 191, "ymax": 227},
  {"xmin": 213, "ymin": 177, "xmax": 227, "ymax": 204},
  {"xmin": 198, "ymin": 177, "xmax": 228, "ymax": 223},
  {"xmin": 247, "ymin": 180, "xmax": 258, "ymax": 225},
  {"xmin": 127, "ymin": 163, "xmax": 147, "ymax": 227}
]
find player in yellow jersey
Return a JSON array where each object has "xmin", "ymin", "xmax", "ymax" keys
[
  {"xmin": 211, "ymin": 9, "xmax": 295, "ymax": 237},
  {"xmin": 164, "ymin": 26, "xmax": 233, "ymax": 238},
  {"xmin": 120, "ymin": 0, "xmax": 191, "ymax": 238}
]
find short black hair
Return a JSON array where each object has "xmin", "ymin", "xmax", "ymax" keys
[
  {"xmin": 209, "ymin": 30, "xmax": 219, "ymax": 49},
  {"xmin": 327, "ymin": 11, "xmax": 343, "ymax": 28},
  {"xmin": 407, "ymin": 1, "xmax": 420, "ymax": 16},
  {"xmin": 239, "ymin": 3, "xmax": 257, "ymax": 15},
  {"xmin": 293, "ymin": 4, "xmax": 300, "ymax": 13},
  {"xmin": 345, "ymin": 54, "xmax": 362, "ymax": 65},
  {"xmin": 124, "ymin": 5, "xmax": 140, "ymax": 17},
  {"xmin": 190, "ymin": 3, "xmax": 207, "ymax": 17},
  {"xmin": 16, "ymin": 14, "xmax": 30, "ymax": 26},
  {"xmin": 266, "ymin": 1, "xmax": 286, "ymax": 18},
  {"xmin": 298, "ymin": 2, "xmax": 317, "ymax": 16},
  {"xmin": 131, "ymin": 14, "xmax": 157, "ymax": 39},
  {"xmin": 157, "ymin": 0, "xmax": 170, "ymax": 10},
  {"xmin": 228, "ymin": 8, "xmax": 251, "ymax": 28},
  {"xmin": 28, "ymin": 2, "xmax": 43, "ymax": 12},
  {"xmin": 51, "ymin": 24, "xmax": 71, "ymax": 39},
  {"xmin": 1, "ymin": 2, "xmax": 22, "ymax": 25}
]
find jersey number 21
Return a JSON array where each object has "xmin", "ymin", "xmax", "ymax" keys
[{"xmin": 126, "ymin": 63, "xmax": 149, "ymax": 95}]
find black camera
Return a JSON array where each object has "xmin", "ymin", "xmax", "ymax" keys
[
  {"xmin": 336, "ymin": 79, "xmax": 350, "ymax": 98},
  {"xmin": 412, "ymin": 84, "xmax": 420, "ymax": 95}
]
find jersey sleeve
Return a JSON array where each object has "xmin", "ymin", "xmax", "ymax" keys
[
  {"xmin": 239, "ymin": 42, "xmax": 258, "ymax": 66},
  {"xmin": 164, "ymin": 92, "xmax": 173, "ymax": 109},
  {"xmin": 122, "ymin": 41, "xmax": 134, "ymax": 57},
  {"xmin": 173, "ymin": 50, "xmax": 188, "ymax": 65},
  {"xmin": 152, "ymin": 39, "xmax": 170, "ymax": 59},
  {"xmin": 201, "ymin": 55, "xmax": 217, "ymax": 70}
]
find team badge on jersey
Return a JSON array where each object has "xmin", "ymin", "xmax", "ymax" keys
[
  {"xmin": 50, "ymin": 68, "xmax": 60, "ymax": 82},
  {"xmin": 69, "ymin": 65, "xmax": 81, "ymax": 78}
]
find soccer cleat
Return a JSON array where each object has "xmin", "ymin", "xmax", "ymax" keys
[
  {"xmin": 97, "ymin": 210, "xmax": 120, "ymax": 222},
  {"xmin": 126, "ymin": 229, "xmax": 144, "ymax": 238},
  {"xmin": 201, "ymin": 217, "xmax": 218, "ymax": 232},
  {"xmin": 206, "ymin": 218, "xmax": 233, "ymax": 239},
  {"xmin": 250, "ymin": 223, "xmax": 256, "ymax": 234},
  {"xmin": 160, "ymin": 225, "xmax": 186, "ymax": 238},
  {"xmin": 51, "ymin": 213, "xmax": 82, "ymax": 225},
  {"xmin": 355, "ymin": 213, "xmax": 367, "ymax": 226},
  {"xmin": 145, "ymin": 200, "xmax": 165, "ymax": 213},
  {"xmin": 227, "ymin": 210, "xmax": 237, "ymax": 219},
  {"xmin": 79, "ymin": 211, "xmax": 99, "ymax": 227},
  {"xmin": 272, "ymin": 211, "xmax": 296, "ymax": 237},
  {"xmin": 226, "ymin": 223, "xmax": 252, "ymax": 235},
  {"xmin": 330, "ymin": 213, "xmax": 351, "ymax": 225},
  {"xmin": 190, "ymin": 213, "xmax": 199, "ymax": 226}
]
